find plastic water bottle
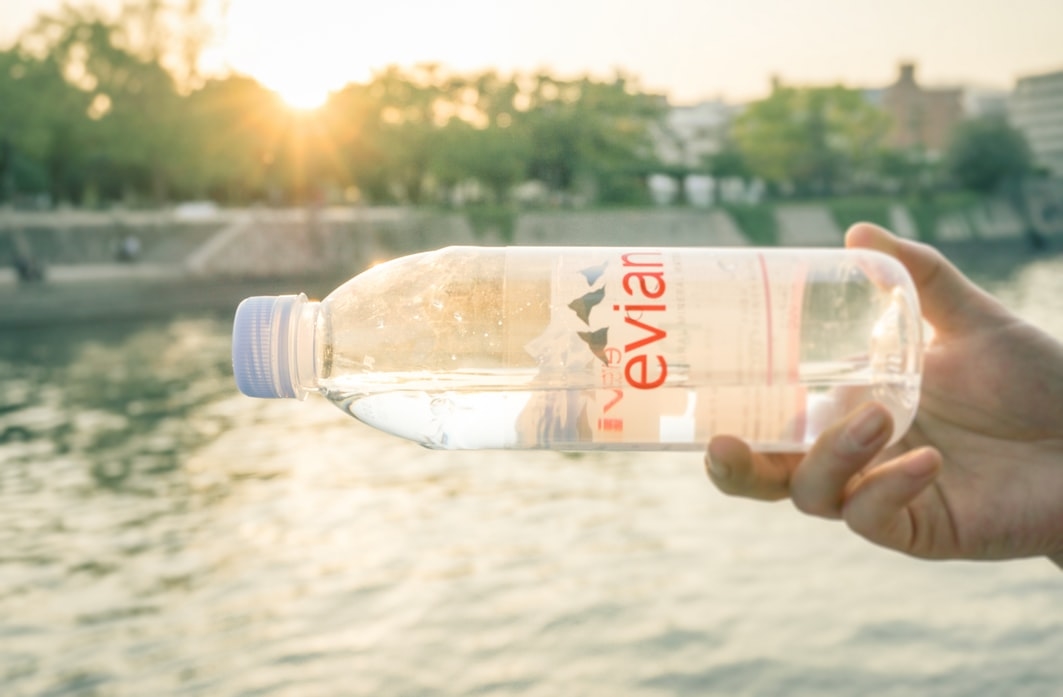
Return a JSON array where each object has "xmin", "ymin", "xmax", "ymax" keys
[{"xmin": 232, "ymin": 246, "xmax": 922, "ymax": 451}]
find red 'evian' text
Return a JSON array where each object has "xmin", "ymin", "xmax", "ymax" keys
[{"xmin": 615, "ymin": 251, "xmax": 668, "ymax": 389}]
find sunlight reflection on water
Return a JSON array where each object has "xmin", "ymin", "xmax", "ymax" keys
[{"xmin": 2, "ymin": 250, "xmax": 1063, "ymax": 696}]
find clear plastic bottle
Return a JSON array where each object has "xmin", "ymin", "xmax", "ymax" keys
[{"xmin": 232, "ymin": 246, "xmax": 922, "ymax": 452}]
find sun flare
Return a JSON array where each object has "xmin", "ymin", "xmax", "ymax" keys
[
  {"xmin": 231, "ymin": 54, "xmax": 336, "ymax": 111},
  {"xmin": 271, "ymin": 78, "xmax": 331, "ymax": 111}
]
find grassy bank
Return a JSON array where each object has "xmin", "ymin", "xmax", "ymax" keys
[
  {"xmin": 448, "ymin": 193, "xmax": 994, "ymax": 246},
  {"xmin": 719, "ymin": 203, "xmax": 778, "ymax": 245}
]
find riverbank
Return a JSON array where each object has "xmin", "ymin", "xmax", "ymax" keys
[
  {"xmin": 2, "ymin": 203, "xmax": 1059, "ymax": 327},
  {"xmin": 0, "ymin": 270, "xmax": 356, "ymax": 328}
]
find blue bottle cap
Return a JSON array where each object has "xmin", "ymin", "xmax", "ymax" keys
[{"xmin": 232, "ymin": 294, "xmax": 305, "ymax": 398}]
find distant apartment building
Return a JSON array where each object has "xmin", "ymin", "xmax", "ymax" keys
[
  {"xmin": 880, "ymin": 63, "xmax": 964, "ymax": 156},
  {"xmin": 1010, "ymin": 68, "xmax": 1063, "ymax": 177},
  {"xmin": 653, "ymin": 99, "xmax": 734, "ymax": 169},
  {"xmin": 649, "ymin": 99, "xmax": 744, "ymax": 206},
  {"xmin": 963, "ymin": 88, "xmax": 1010, "ymax": 118}
]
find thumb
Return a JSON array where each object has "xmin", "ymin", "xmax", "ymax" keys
[{"xmin": 845, "ymin": 223, "xmax": 1006, "ymax": 337}]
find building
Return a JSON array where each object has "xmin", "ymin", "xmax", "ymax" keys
[
  {"xmin": 1010, "ymin": 68, "xmax": 1063, "ymax": 178},
  {"xmin": 963, "ymin": 87, "xmax": 1010, "ymax": 119},
  {"xmin": 649, "ymin": 99, "xmax": 748, "ymax": 206},
  {"xmin": 880, "ymin": 63, "xmax": 964, "ymax": 155},
  {"xmin": 652, "ymin": 99, "xmax": 734, "ymax": 170}
]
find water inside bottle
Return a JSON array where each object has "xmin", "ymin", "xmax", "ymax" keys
[{"xmin": 322, "ymin": 362, "xmax": 919, "ymax": 451}]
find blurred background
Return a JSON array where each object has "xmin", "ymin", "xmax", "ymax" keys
[{"xmin": 2, "ymin": 1, "xmax": 1063, "ymax": 695}]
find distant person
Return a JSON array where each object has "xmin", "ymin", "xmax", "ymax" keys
[
  {"xmin": 117, "ymin": 234, "xmax": 141, "ymax": 262},
  {"xmin": 12, "ymin": 232, "xmax": 44, "ymax": 282},
  {"xmin": 13, "ymin": 250, "xmax": 45, "ymax": 282},
  {"xmin": 705, "ymin": 223, "xmax": 1063, "ymax": 568}
]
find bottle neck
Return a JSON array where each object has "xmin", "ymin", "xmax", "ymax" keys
[{"xmin": 287, "ymin": 297, "xmax": 321, "ymax": 399}]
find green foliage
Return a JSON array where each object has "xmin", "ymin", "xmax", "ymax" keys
[
  {"xmin": 466, "ymin": 205, "xmax": 517, "ymax": 243},
  {"xmin": 0, "ymin": 2, "xmax": 192, "ymax": 204},
  {"xmin": 876, "ymin": 148, "xmax": 938, "ymax": 195},
  {"xmin": 0, "ymin": 5, "xmax": 669, "ymax": 208},
  {"xmin": 3, "ymin": 2, "xmax": 1025, "ymax": 212},
  {"xmin": 319, "ymin": 65, "xmax": 663, "ymax": 207},
  {"xmin": 827, "ymin": 196, "xmax": 892, "ymax": 232},
  {"xmin": 720, "ymin": 203, "xmax": 777, "ymax": 245},
  {"xmin": 595, "ymin": 171, "xmax": 652, "ymax": 205},
  {"xmin": 517, "ymin": 73, "xmax": 663, "ymax": 201},
  {"xmin": 732, "ymin": 85, "xmax": 889, "ymax": 196},
  {"xmin": 945, "ymin": 116, "xmax": 1033, "ymax": 194},
  {"xmin": 905, "ymin": 192, "xmax": 980, "ymax": 242},
  {"xmin": 180, "ymin": 75, "xmax": 289, "ymax": 201},
  {"xmin": 0, "ymin": 44, "xmax": 94, "ymax": 203},
  {"xmin": 430, "ymin": 116, "xmax": 531, "ymax": 204},
  {"xmin": 707, "ymin": 143, "xmax": 751, "ymax": 180}
]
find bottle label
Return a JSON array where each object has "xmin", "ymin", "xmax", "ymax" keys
[{"xmin": 517, "ymin": 248, "xmax": 808, "ymax": 447}]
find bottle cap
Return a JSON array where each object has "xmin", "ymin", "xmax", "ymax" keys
[{"xmin": 232, "ymin": 294, "xmax": 305, "ymax": 399}]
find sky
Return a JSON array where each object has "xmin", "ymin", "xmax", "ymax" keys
[{"xmin": 2, "ymin": 0, "xmax": 1062, "ymax": 107}]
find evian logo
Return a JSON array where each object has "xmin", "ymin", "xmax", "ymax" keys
[{"xmin": 566, "ymin": 251, "xmax": 669, "ymax": 391}]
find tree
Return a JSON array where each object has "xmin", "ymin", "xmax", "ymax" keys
[
  {"xmin": 1, "ymin": 1, "xmax": 671, "ymax": 209},
  {"xmin": 429, "ymin": 71, "xmax": 530, "ymax": 203},
  {"xmin": 517, "ymin": 72, "xmax": 664, "ymax": 202},
  {"xmin": 876, "ymin": 148, "xmax": 935, "ymax": 195},
  {"xmin": 0, "ymin": 46, "xmax": 93, "ymax": 204},
  {"xmin": 732, "ymin": 85, "xmax": 889, "ymax": 196},
  {"xmin": 16, "ymin": 3, "xmax": 188, "ymax": 203},
  {"xmin": 431, "ymin": 118, "xmax": 531, "ymax": 204},
  {"xmin": 945, "ymin": 116, "xmax": 1033, "ymax": 194},
  {"xmin": 180, "ymin": 75, "xmax": 290, "ymax": 202},
  {"xmin": 705, "ymin": 141, "xmax": 751, "ymax": 204}
]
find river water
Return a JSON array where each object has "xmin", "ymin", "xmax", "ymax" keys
[{"xmin": 2, "ymin": 250, "xmax": 1063, "ymax": 697}]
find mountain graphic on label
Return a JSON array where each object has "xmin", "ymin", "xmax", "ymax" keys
[
  {"xmin": 577, "ymin": 327, "xmax": 609, "ymax": 364},
  {"xmin": 579, "ymin": 262, "xmax": 608, "ymax": 285},
  {"xmin": 568, "ymin": 287, "xmax": 605, "ymax": 325}
]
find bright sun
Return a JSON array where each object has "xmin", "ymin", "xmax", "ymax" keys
[
  {"xmin": 211, "ymin": 1, "xmax": 360, "ymax": 112},
  {"xmin": 243, "ymin": 61, "xmax": 335, "ymax": 111},
  {"xmin": 271, "ymin": 78, "xmax": 331, "ymax": 111}
]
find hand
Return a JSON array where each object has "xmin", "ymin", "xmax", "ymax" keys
[{"xmin": 705, "ymin": 223, "xmax": 1063, "ymax": 564}]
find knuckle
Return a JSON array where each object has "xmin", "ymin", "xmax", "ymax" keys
[
  {"xmin": 706, "ymin": 466, "xmax": 785, "ymax": 501},
  {"xmin": 842, "ymin": 507, "xmax": 874, "ymax": 537},
  {"xmin": 792, "ymin": 491, "xmax": 842, "ymax": 519}
]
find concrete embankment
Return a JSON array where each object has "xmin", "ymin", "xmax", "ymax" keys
[
  {"xmin": 0, "ymin": 208, "xmax": 760, "ymax": 327},
  {"xmin": 1, "ymin": 203, "xmax": 1059, "ymax": 327}
]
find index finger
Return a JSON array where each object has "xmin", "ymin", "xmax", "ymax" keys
[{"xmin": 706, "ymin": 435, "xmax": 799, "ymax": 501}]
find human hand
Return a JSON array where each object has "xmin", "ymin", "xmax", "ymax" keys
[{"xmin": 706, "ymin": 223, "xmax": 1063, "ymax": 565}]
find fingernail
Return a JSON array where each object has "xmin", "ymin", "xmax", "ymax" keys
[
  {"xmin": 846, "ymin": 405, "xmax": 889, "ymax": 451},
  {"xmin": 705, "ymin": 452, "xmax": 731, "ymax": 480}
]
